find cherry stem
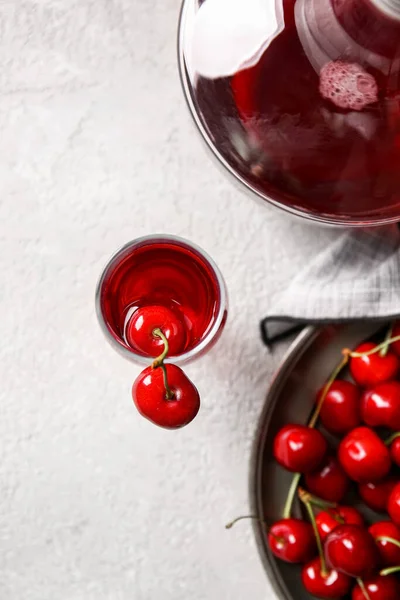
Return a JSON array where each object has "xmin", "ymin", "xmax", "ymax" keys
[
  {"xmin": 225, "ymin": 515, "xmax": 284, "ymax": 541},
  {"xmin": 376, "ymin": 536, "xmax": 400, "ymax": 549},
  {"xmin": 357, "ymin": 578, "xmax": 372, "ymax": 600},
  {"xmin": 334, "ymin": 514, "xmax": 345, "ymax": 525},
  {"xmin": 347, "ymin": 334, "xmax": 400, "ymax": 357},
  {"xmin": 282, "ymin": 472, "xmax": 301, "ymax": 520},
  {"xmin": 160, "ymin": 364, "xmax": 174, "ymax": 400},
  {"xmin": 380, "ymin": 324, "xmax": 394, "ymax": 357},
  {"xmin": 384, "ymin": 432, "xmax": 400, "ymax": 446},
  {"xmin": 381, "ymin": 565, "xmax": 400, "ymax": 576},
  {"xmin": 296, "ymin": 489, "xmax": 337, "ymax": 510},
  {"xmin": 298, "ymin": 488, "xmax": 327, "ymax": 577},
  {"xmin": 152, "ymin": 328, "xmax": 174, "ymax": 400},
  {"xmin": 225, "ymin": 515, "xmax": 266, "ymax": 530},
  {"xmin": 308, "ymin": 353, "xmax": 349, "ymax": 429},
  {"xmin": 225, "ymin": 515, "xmax": 263, "ymax": 529},
  {"xmin": 152, "ymin": 328, "xmax": 170, "ymax": 367}
]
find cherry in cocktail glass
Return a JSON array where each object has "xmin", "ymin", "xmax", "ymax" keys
[{"xmin": 95, "ymin": 235, "xmax": 228, "ymax": 365}]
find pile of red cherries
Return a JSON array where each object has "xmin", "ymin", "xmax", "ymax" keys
[{"xmin": 235, "ymin": 325, "xmax": 400, "ymax": 599}]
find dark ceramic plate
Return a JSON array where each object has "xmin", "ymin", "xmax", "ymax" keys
[{"xmin": 249, "ymin": 322, "xmax": 389, "ymax": 599}]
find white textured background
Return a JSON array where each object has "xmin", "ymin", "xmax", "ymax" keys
[{"xmin": 0, "ymin": 1, "xmax": 339, "ymax": 598}]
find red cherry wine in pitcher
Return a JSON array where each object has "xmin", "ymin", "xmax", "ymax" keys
[
  {"xmin": 225, "ymin": 0, "xmax": 400, "ymax": 219},
  {"xmin": 98, "ymin": 237, "xmax": 226, "ymax": 360}
]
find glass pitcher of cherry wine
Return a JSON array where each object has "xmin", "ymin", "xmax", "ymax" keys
[{"xmin": 179, "ymin": 0, "xmax": 400, "ymax": 226}]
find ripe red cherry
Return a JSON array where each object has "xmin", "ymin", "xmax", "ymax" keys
[
  {"xmin": 361, "ymin": 381, "xmax": 400, "ymax": 431},
  {"xmin": 126, "ymin": 305, "xmax": 186, "ymax": 357},
  {"xmin": 325, "ymin": 524, "xmax": 380, "ymax": 578},
  {"xmin": 318, "ymin": 380, "xmax": 361, "ymax": 435},
  {"xmin": 352, "ymin": 575, "xmax": 400, "ymax": 600},
  {"xmin": 358, "ymin": 478, "xmax": 398, "ymax": 512},
  {"xmin": 389, "ymin": 436, "xmax": 400, "ymax": 466},
  {"xmin": 369, "ymin": 521, "xmax": 400, "ymax": 566},
  {"xmin": 338, "ymin": 426, "xmax": 391, "ymax": 483},
  {"xmin": 273, "ymin": 424, "xmax": 327, "ymax": 473},
  {"xmin": 305, "ymin": 455, "xmax": 349, "ymax": 503},
  {"xmin": 387, "ymin": 483, "xmax": 400, "ymax": 527},
  {"xmin": 349, "ymin": 342, "xmax": 399, "ymax": 387},
  {"xmin": 316, "ymin": 506, "xmax": 364, "ymax": 542},
  {"xmin": 268, "ymin": 518, "xmax": 316, "ymax": 563},
  {"xmin": 302, "ymin": 557, "xmax": 351, "ymax": 599},
  {"xmin": 132, "ymin": 364, "xmax": 200, "ymax": 429}
]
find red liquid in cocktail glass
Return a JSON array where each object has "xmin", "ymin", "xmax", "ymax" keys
[{"xmin": 96, "ymin": 235, "xmax": 227, "ymax": 364}]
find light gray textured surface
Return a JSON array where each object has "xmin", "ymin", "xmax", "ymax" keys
[{"xmin": 0, "ymin": 1, "xmax": 340, "ymax": 599}]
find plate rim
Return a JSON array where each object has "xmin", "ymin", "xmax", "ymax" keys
[{"xmin": 248, "ymin": 325, "xmax": 318, "ymax": 600}]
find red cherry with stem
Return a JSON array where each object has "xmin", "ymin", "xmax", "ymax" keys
[
  {"xmin": 126, "ymin": 305, "xmax": 186, "ymax": 357},
  {"xmin": 387, "ymin": 483, "xmax": 400, "ymax": 527},
  {"xmin": 338, "ymin": 426, "xmax": 391, "ymax": 483},
  {"xmin": 316, "ymin": 506, "xmax": 364, "ymax": 542},
  {"xmin": 225, "ymin": 516, "xmax": 316, "ymax": 564},
  {"xmin": 273, "ymin": 424, "xmax": 327, "ymax": 473},
  {"xmin": 302, "ymin": 557, "xmax": 352, "ymax": 599},
  {"xmin": 387, "ymin": 433, "xmax": 400, "ymax": 467},
  {"xmin": 361, "ymin": 381, "xmax": 400, "ymax": 431},
  {"xmin": 369, "ymin": 521, "xmax": 400, "ymax": 566},
  {"xmin": 268, "ymin": 518, "xmax": 316, "ymax": 563},
  {"xmin": 298, "ymin": 488, "xmax": 352, "ymax": 599},
  {"xmin": 132, "ymin": 329, "xmax": 200, "ymax": 429},
  {"xmin": 132, "ymin": 362, "xmax": 200, "ymax": 429},
  {"xmin": 305, "ymin": 455, "xmax": 350, "ymax": 503},
  {"xmin": 325, "ymin": 524, "xmax": 380, "ymax": 578},
  {"xmin": 352, "ymin": 575, "xmax": 400, "ymax": 600},
  {"xmin": 359, "ymin": 478, "xmax": 398, "ymax": 513},
  {"xmin": 349, "ymin": 342, "xmax": 399, "ymax": 387},
  {"xmin": 318, "ymin": 380, "xmax": 361, "ymax": 436},
  {"xmin": 132, "ymin": 363, "xmax": 200, "ymax": 429}
]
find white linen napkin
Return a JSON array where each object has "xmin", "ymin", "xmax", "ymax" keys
[{"xmin": 261, "ymin": 225, "xmax": 400, "ymax": 345}]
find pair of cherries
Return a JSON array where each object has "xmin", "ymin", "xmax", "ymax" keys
[
  {"xmin": 128, "ymin": 305, "xmax": 200, "ymax": 429},
  {"xmin": 231, "ymin": 326, "xmax": 400, "ymax": 599}
]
